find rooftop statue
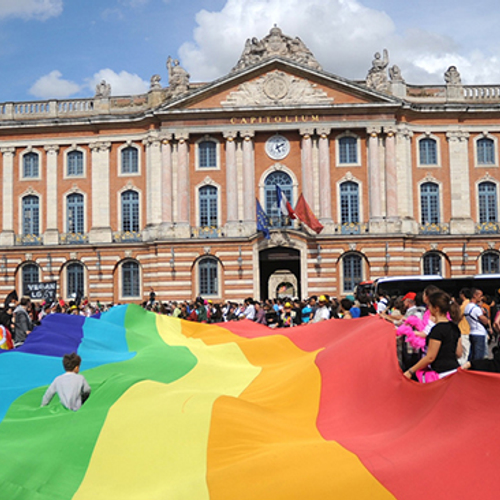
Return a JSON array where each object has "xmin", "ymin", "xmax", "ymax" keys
[
  {"xmin": 366, "ymin": 49, "xmax": 390, "ymax": 92},
  {"xmin": 389, "ymin": 64, "xmax": 405, "ymax": 83},
  {"xmin": 150, "ymin": 74, "xmax": 162, "ymax": 90},
  {"xmin": 95, "ymin": 80, "xmax": 111, "ymax": 98},
  {"xmin": 166, "ymin": 56, "xmax": 190, "ymax": 96},
  {"xmin": 232, "ymin": 25, "xmax": 322, "ymax": 72},
  {"xmin": 444, "ymin": 65, "xmax": 461, "ymax": 85}
]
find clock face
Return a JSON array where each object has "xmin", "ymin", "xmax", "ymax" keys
[{"xmin": 265, "ymin": 135, "xmax": 290, "ymax": 160}]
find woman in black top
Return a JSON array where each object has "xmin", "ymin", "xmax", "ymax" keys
[{"xmin": 404, "ymin": 291, "xmax": 462, "ymax": 380}]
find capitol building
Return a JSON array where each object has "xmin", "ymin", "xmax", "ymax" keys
[{"xmin": 2, "ymin": 26, "xmax": 500, "ymax": 303}]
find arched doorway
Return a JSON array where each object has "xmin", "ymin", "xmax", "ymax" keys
[{"xmin": 259, "ymin": 246, "xmax": 300, "ymax": 300}]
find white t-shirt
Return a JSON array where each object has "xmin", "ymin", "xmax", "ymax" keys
[
  {"xmin": 464, "ymin": 302, "xmax": 488, "ymax": 336},
  {"xmin": 312, "ymin": 306, "xmax": 330, "ymax": 323}
]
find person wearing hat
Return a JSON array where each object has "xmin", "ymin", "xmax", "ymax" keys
[
  {"xmin": 280, "ymin": 301, "xmax": 297, "ymax": 328},
  {"xmin": 312, "ymin": 295, "xmax": 330, "ymax": 323}
]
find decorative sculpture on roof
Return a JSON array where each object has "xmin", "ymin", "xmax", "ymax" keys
[
  {"xmin": 166, "ymin": 56, "xmax": 190, "ymax": 96},
  {"xmin": 389, "ymin": 64, "xmax": 405, "ymax": 83},
  {"xmin": 95, "ymin": 80, "xmax": 111, "ymax": 98},
  {"xmin": 444, "ymin": 65, "xmax": 461, "ymax": 85},
  {"xmin": 150, "ymin": 74, "xmax": 162, "ymax": 90},
  {"xmin": 232, "ymin": 25, "xmax": 322, "ymax": 72},
  {"xmin": 366, "ymin": 49, "xmax": 390, "ymax": 92}
]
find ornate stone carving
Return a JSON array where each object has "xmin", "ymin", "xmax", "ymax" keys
[
  {"xmin": 221, "ymin": 70, "xmax": 333, "ymax": 107},
  {"xmin": 150, "ymin": 74, "xmax": 162, "ymax": 90},
  {"xmin": 366, "ymin": 49, "xmax": 390, "ymax": 92},
  {"xmin": 270, "ymin": 230, "xmax": 291, "ymax": 247},
  {"xmin": 444, "ymin": 66, "xmax": 461, "ymax": 85},
  {"xmin": 389, "ymin": 64, "xmax": 405, "ymax": 83},
  {"xmin": 95, "ymin": 80, "xmax": 111, "ymax": 98},
  {"xmin": 166, "ymin": 57, "xmax": 190, "ymax": 96},
  {"xmin": 232, "ymin": 25, "xmax": 321, "ymax": 72}
]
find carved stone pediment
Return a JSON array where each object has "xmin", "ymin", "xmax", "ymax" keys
[{"xmin": 222, "ymin": 71, "xmax": 333, "ymax": 107}]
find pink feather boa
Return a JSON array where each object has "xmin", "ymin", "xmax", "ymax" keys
[{"xmin": 396, "ymin": 314, "xmax": 427, "ymax": 350}]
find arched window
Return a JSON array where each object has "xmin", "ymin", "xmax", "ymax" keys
[
  {"xmin": 121, "ymin": 190, "xmax": 139, "ymax": 232},
  {"xmin": 199, "ymin": 257, "xmax": 218, "ymax": 295},
  {"xmin": 420, "ymin": 182, "xmax": 440, "ymax": 224},
  {"xmin": 67, "ymin": 193, "xmax": 84, "ymax": 234},
  {"xmin": 478, "ymin": 182, "xmax": 498, "ymax": 223},
  {"xmin": 340, "ymin": 181, "xmax": 359, "ymax": 224},
  {"xmin": 22, "ymin": 263, "xmax": 39, "ymax": 295},
  {"xmin": 22, "ymin": 195, "xmax": 40, "ymax": 236},
  {"xmin": 122, "ymin": 260, "xmax": 140, "ymax": 297},
  {"xmin": 477, "ymin": 138, "xmax": 495, "ymax": 165},
  {"xmin": 23, "ymin": 152, "xmax": 39, "ymax": 178},
  {"xmin": 481, "ymin": 252, "xmax": 500, "ymax": 274},
  {"xmin": 199, "ymin": 185, "xmax": 218, "ymax": 227},
  {"xmin": 419, "ymin": 138, "xmax": 437, "ymax": 165},
  {"xmin": 264, "ymin": 171, "xmax": 293, "ymax": 227},
  {"xmin": 343, "ymin": 253, "xmax": 362, "ymax": 293},
  {"xmin": 423, "ymin": 252, "xmax": 442, "ymax": 276},
  {"xmin": 67, "ymin": 262, "xmax": 84, "ymax": 298},
  {"xmin": 198, "ymin": 140, "xmax": 217, "ymax": 169},
  {"xmin": 121, "ymin": 146, "xmax": 138, "ymax": 174},
  {"xmin": 67, "ymin": 150, "xmax": 84, "ymax": 176},
  {"xmin": 338, "ymin": 136, "xmax": 357, "ymax": 164}
]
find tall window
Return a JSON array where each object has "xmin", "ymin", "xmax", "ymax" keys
[
  {"xmin": 67, "ymin": 262, "xmax": 84, "ymax": 298},
  {"xmin": 23, "ymin": 152, "xmax": 39, "ymax": 178},
  {"xmin": 338, "ymin": 136, "xmax": 357, "ymax": 164},
  {"xmin": 198, "ymin": 140, "xmax": 217, "ymax": 169},
  {"xmin": 340, "ymin": 181, "xmax": 359, "ymax": 224},
  {"xmin": 420, "ymin": 182, "xmax": 440, "ymax": 224},
  {"xmin": 67, "ymin": 193, "xmax": 84, "ymax": 234},
  {"xmin": 199, "ymin": 258, "xmax": 218, "ymax": 295},
  {"xmin": 264, "ymin": 171, "xmax": 293, "ymax": 227},
  {"xmin": 22, "ymin": 263, "xmax": 39, "ymax": 295},
  {"xmin": 121, "ymin": 146, "xmax": 138, "ymax": 174},
  {"xmin": 199, "ymin": 185, "xmax": 218, "ymax": 227},
  {"xmin": 22, "ymin": 195, "xmax": 40, "ymax": 236},
  {"xmin": 423, "ymin": 252, "xmax": 442, "ymax": 276},
  {"xmin": 481, "ymin": 252, "xmax": 500, "ymax": 274},
  {"xmin": 67, "ymin": 150, "xmax": 84, "ymax": 176},
  {"xmin": 477, "ymin": 138, "xmax": 495, "ymax": 165},
  {"xmin": 121, "ymin": 190, "xmax": 139, "ymax": 232},
  {"xmin": 343, "ymin": 253, "xmax": 362, "ymax": 292},
  {"xmin": 122, "ymin": 260, "xmax": 140, "ymax": 297},
  {"xmin": 419, "ymin": 138, "xmax": 437, "ymax": 165},
  {"xmin": 478, "ymin": 182, "xmax": 498, "ymax": 223}
]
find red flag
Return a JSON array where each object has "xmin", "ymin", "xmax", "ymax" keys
[{"xmin": 294, "ymin": 194, "xmax": 323, "ymax": 234}]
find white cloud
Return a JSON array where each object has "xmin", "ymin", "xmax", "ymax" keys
[
  {"xmin": 178, "ymin": 0, "xmax": 500, "ymax": 86},
  {"xmin": 0, "ymin": 0, "xmax": 62, "ymax": 21},
  {"xmin": 29, "ymin": 70, "xmax": 81, "ymax": 99},
  {"xmin": 87, "ymin": 69, "xmax": 149, "ymax": 96}
]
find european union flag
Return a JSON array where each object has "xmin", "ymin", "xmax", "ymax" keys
[{"xmin": 256, "ymin": 198, "xmax": 271, "ymax": 239}]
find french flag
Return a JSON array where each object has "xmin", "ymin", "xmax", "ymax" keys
[{"xmin": 276, "ymin": 185, "xmax": 296, "ymax": 219}]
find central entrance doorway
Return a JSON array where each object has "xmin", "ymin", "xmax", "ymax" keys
[{"xmin": 259, "ymin": 246, "xmax": 301, "ymax": 300}]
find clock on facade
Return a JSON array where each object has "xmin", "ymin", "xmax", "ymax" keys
[{"xmin": 265, "ymin": 135, "xmax": 290, "ymax": 160}]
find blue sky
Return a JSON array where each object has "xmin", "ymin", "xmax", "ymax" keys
[{"xmin": 1, "ymin": 0, "xmax": 500, "ymax": 102}]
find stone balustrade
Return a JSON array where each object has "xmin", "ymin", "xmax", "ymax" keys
[{"xmin": 463, "ymin": 85, "xmax": 500, "ymax": 100}]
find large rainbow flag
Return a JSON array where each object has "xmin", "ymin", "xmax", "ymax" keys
[{"xmin": 1, "ymin": 304, "xmax": 499, "ymax": 499}]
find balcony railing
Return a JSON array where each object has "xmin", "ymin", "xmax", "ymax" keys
[
  {"xmin": 16, "ymin": 234, "xmax": 43, "ymax": 246},
  {"xmin": 476, "ymin": 221, "xmax": 500, "ymax": 234},
  {"xmin": 419, "ymin": 222, "xmax": 450, "ymax": 235},
  {"xmin": 59, "ymin": 232, "xmax": 89, "ymax": 244},
  {"xmin": 191, "ymin": 226, "xmax": 224, "ymax": 238},
  {"xmin": 340, "ymin": 222, "xmax": 368, "ymax": 235},
  {"xmin": 113, "ymin": 231, "xmax": 142, "ymax": 242}
]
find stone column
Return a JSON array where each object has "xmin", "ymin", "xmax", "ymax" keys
[
  {"xmin": 368, "ymin": 126, "xmax": 385, "ymax": 233},
  {"xmin": 224, "ymin": 130, "xmax": 239, "ymax": 236},
  {"xmin": 300, "ymin": 128, "xmax": 314, "ymax": 203},
  {"xmin": 143, "ymin": 133, "xmax": 162, "ymax": 241},
  {"xmin": 158, "ymin": 134, "xmax": 173, "ymax": 238},
  {"xmin": 175, "ymin": 131, "xmax": 191, "ymax": 238},
  {"xmin": 241, "ymin": 130, "xmax": 256, "ymax": 235},
  {"xmin": 44, "ymin": 145, "xmax": 59, "ymax": 245},
  {"xmin": 384, "ymin": 128, "xmax": 400, "ymax": 233},
  {"xmin": 0, "ymin": 147, "xmax": 15, "ymax": 245},
  {"xmin": 89, "ymin": 141, "xmax": 112, "ymax": 243},
  {"xmin": 395, "ymin": 126, "xmax": 416, "ymax": 233},
  {"xmin": 317, "ymin": 127, "xmax": 334, "ymax": 230},
  {"xmin": 447, "ymin": 131, "xmax": 474, "ymax": 234}
]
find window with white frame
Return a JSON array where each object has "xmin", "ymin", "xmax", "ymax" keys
[
  {"xmin": 199, "ymin": 257, "xmax": 218, "ymax": 296},
  {"xmin": 67, "ymin": 262, "xmax": 84, "ymax": 298},
  {"xmin": 67, "ymin": 150, "xmax": 84, "ymax": 176},
  {"xmin": 122, "ymin": 260, "xmax": 140, "ymax": 297},
  {"xmin": 22, "ymin": 195, "xmax": 40, "ymax": 236},
  {"xmin": 420, "ymin": 182, "xmax": 440, "ymax": 224},
  {"xmin": 343, "ymin": 253, "xmax": 362, "ymax": 293},
  {"xmin": 340, "ymin": 181, "xmax": 359, "ymax": 224},
  {"xmin": 481, "ymin": 252, "xmax": 500, "ymax": 274},
  {"xmin": 198, "ymin": 140, "xmax": 217, "ymax": 169},
  {"xmin": 423, "ymin": 252, "xmax": 442, "ymax": 276},
  {"xmin": 121, "ymin": 190, "xmax": 139, "ymax": 232},
  {"xmin": 121, "ymin": 146, "xmax": 139, "ymax": 174},
  {"xmin": 67, "ymin": 193, "xmax": 84, "ymax": 234},
  {"xmin": 419, "ymin": 138, "xmax": 438, "ymax": 165},
  {"xmin": 478, "ymin": 181, "xmax": 498, "ymax": 223},
  {"xmin": 199, "ymin": 185, "xmax": 218, "ymax": 227},
  {"xmin": 22, "ymin": 263, "xmax": 39, "ymax": 295},
  {"xmin": 338, "ymin": 136, "xmax": 358, "ymax": 164},
  {"xmin": 477, "ymin": 138, "xmax": 495, "ymax": 165},
  {"xmin": 23, "ymin": 152, "xmax": 39, "ymax": 178}
]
